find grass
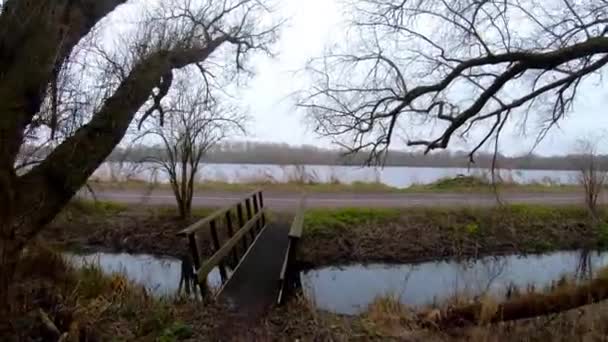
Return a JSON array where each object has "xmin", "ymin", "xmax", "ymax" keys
[
  {"xmin": 63, "ymin": 198, "xmax": 128, "ymax": 216},
  {"xmin": 4, "ymin": 244, "xmax": 224, "ymax": 340},
  {"xmin": 298, "ymin": 204, "xmax": 604, "ymax": 266},
  {"xmin": 264, "ymin": 272, "xmax": 608, "ymax": 341},
  {"xmin": 304, "ymin": 207, "xmax": 401, "ymax": 235}
]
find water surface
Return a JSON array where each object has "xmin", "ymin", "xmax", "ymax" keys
[
  {"xmin": 301, "ymin": 250, "xmax": 608, "ymax": 315},
  {"xmin": 65, "ymin": 252, "xmax": 224, "ymax": 297},
  {"xmin": 92, "ymin": 162, "xmax": 580, "ymax": 188}
]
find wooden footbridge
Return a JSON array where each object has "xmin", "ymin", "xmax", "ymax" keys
[{"xmin": 177, "ymin": 190, "xmax": 304, "ymax": 316}]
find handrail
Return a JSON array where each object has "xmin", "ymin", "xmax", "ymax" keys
[
  {"xmin": 277, "ymin": 197, "xmax": 306, "ymax": 305},
  {"xmin": 288, "ymin": 198, "xmax": 306, "ymax": 239},
  {"xmin": 197, "ymin": 209, "xmax": 266, "ymax": 283},
  {"xmin": 177, "ymin": 188, "xmax": 262, "ymax": 236}
]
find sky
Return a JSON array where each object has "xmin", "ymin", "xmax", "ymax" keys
[
  {"xmin": 105, "ymin": 0, "xmax": 608, "ymax": 157},
  {"xmin": 232, "ymin": 0, "xmax": 608, "ymax": 157}
]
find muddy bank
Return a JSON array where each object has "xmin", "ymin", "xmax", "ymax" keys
[
  {"xmin": 259, "ymin": 291, "xmax": 608, "ymax": 341},
  {"xmin": 43, "ymin": 201, "xmax": 293, "ymax": 259},
  {"xmin": 297, "ymin": 206, "xmax": 605, "ymax": 267},
  {"xmin": 42, "ymin": 202, "xmax": 216, "ymax": 258}
]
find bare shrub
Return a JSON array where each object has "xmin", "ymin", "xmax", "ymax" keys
[{"xmin": 574, "ymin": 139, "xmax": 607, "ymax": 219}]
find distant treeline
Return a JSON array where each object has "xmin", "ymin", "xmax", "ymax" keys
[{"xmin": 102, "ymin": 141, "xmax": 607, "ymax": 171}]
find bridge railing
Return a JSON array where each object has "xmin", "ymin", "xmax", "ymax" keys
[
  {"xmin": 277, "ymin": 197, "xmax": 306, "ymax": 305},
  {"xmin": 177, "ymin": 189, "xmax": 266, "ymax": 297}
]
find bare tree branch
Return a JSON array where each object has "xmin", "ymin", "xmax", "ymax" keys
[{"xmin": 301, "ymin": 0, "xmax": 608, "ymax": 164}]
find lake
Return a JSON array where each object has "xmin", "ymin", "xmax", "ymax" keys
[{"xmin": 92, "ymin": 163, "xmax": 580, "ymax": 188}]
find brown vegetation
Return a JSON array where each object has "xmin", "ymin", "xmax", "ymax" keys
[
  {"xmin": 0, "ymin": 244, "xmax": 235, "ymax": 341},
  {"xmin": 299, "ymin": 206, "xmax": 601, "ymax": 267}
]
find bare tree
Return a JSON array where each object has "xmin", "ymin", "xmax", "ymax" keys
[
  {"xmin": 0, "ymin": 0, "xmax": 280, "ymax": 305},
  {"xmin": 575, "ymin": 138, "xmax": 607, "ymax": 219},
  {"xmin": 141, "ymin": 78, "xmax": 246, "ymax": 219},
  {"xmin": 300, "ymin": 0, "xmax": 608, "ymax": 164}
]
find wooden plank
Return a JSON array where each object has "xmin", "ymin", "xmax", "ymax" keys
[
  {"xmin": 258, "ymin": 192, "xmax": 266, "ymax": 226},
  {"xmin": 288, "ymin": 198, "xmax": 306, "ymax": 239},
  {"xmin": 177, "ymin": 189, "xmax": 262, "ymax": 236},
  {"xmin": 277, "ymin": 240, "xmax": 293, "ymax": 304},
  {"xmin": 245, "ymin": 198, "xmax": 256, "ymax": 239},
  {"xmin": 197, "ymin": 210, "xmax": 266, "ymax": 284},
  {"xmin": 253, "ymin": 195, "xmax": 261, "ymax": 232}
]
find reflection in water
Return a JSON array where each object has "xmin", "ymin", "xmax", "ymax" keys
[
  {"xmin": 301, "ymin": 250, "xmax": 608, "ymax": 315},
  {"xmin": 65, "ymin": 252, "xmax": 224, "ymax": 297}
]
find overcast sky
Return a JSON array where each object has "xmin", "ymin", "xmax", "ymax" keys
[
  {"xmin": 105, "ymin": 0, "xmax": 608, "ymax": 157},
  {"xmin": 225, "ymin": 0, "xmax": 608, "ymax": 157}
]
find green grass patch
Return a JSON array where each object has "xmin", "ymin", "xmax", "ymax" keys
[
  {"xmin": 65, "ymin": 199, "xmax": 128, "ymax": 216},
  {"xmin": 499, "ymin": 203, "xmax": 589, "ymax": 220},
  {"xmin": 429, "ymin": 175, "xmax": 490, "ymax": 189},
  {"xmin": 304, "ymin": 208, "xmax": 400, "ymax": 235},
  {"xmin": 597, "ymin": 222, "xmax": 608, "ymax": 247}
]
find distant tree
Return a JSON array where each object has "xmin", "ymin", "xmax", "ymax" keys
[
  {"xmin": 300, "ymin": 0, "xmax": 608, "ymax": 164},
  {"xmin": 574, "ymin": 138, "xmax": 607, "ymax": 219},
  {"xmin": 141, "ymin": 78, "xmax": 246, "ymax": 219},
  {"xmin": 0, "ymin": 0, "xmax": 279, "ymax": 305}
]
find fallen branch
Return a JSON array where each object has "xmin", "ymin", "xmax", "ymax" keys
[{"xmin": 437, "ymin": 277, "xmax": 608, "ymax": 327}]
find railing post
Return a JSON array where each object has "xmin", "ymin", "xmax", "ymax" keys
[
  {"xmin": 210, "ymin": 220, "xmax": 228, "ymax": 283},
  {"xmin": 225, "ymin": 210, "xmax": 239, "ymax": 266},
  {"xmin": 237, "ymin": 203, "xmax": 248, "ymax": 252},
  {"xmin": 252, "ymin": 194, "xmax": 261, "ymax": 232},
  {"xmin": 245, "ymin": 197, "xmax": 255, "ymax": 240},
  {"xmin": 258, "ymin": 191, "xmax": 266, "ymax": 226},
  {"xmin": 188, "ymin": 234, "xmax": 201, "ymax": 270},
  {"xmin": 187, "ymin": 233, "xmax": 205, "ymax": 298}
]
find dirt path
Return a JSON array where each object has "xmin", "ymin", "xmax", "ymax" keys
[{"xmin": 85, "ymin": 188, "xmax": 598, "ymax": 209}]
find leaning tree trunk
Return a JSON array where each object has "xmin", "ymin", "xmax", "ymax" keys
[
  {"xmin": 0, "ymin": 233, "xmax": 21, "ymax": 310},
  {"xmin": 0, "ymin": 167, "xmax": 19, "ymax": 310},
  {"xmin": 436, "ymin": 276, "xmax": 608, "ymax": 327}
]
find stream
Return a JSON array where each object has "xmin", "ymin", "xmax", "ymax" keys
[
  {"xmin": 64, "ymin": 251, "xmax": 224, "ymax": 297},
  {"xmin": 64, "ymin": 249, "xmax": 608, "ymax": 314},
  {"xmin": 301, "ymin": 250, "xmax": 608, "ymax": 315}
]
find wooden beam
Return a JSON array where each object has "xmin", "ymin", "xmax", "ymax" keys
[
  {"xmin": 197, "ymin": 210, "xmax": 266, "ymax": 284},
  {"xmin": 177, "ymin": 189, "xmax": 262, "ymax": 236},
  {"xmin": 288, "ymin": 198, "xmax": 306, "ymax": 239}
]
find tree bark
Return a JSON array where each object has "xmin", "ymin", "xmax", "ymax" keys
[
  {"xmin": 0, "ymin": 36, "xmax": 227, "ymax": 301},
  {"xmin": 437, "ymin": 277, "xmax": 608, "ymax": 327},
  {"xmin": 0, "ymin": 223, "xmax": 22, "ymax": 310}
]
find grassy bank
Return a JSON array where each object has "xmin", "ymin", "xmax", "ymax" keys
[
  {"xmin": 89, "ymin": 175, "xmax": 583, "ymax": 194},
  {"xmin": 48, "ymin": 200, "xmax": 606, "ymax": 266},
  {"xmin": 2, "ymin": 245, "xmax": 232, "ymax": 340},
  {"xmin": 262, "ymin": 291, "xmax": 608, "ymax": 341},
  {"xmin": 299, "ymin": 205, "xmax": 606, "ymax": 267}
]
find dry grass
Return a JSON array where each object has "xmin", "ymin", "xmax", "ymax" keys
[
  {"xmin": 263, "ymin": 288, "xmax": 608, "ymax": 341},
  {"xmin": 3, "ymin": 244, "xmax": 231, "ymax": 341}
]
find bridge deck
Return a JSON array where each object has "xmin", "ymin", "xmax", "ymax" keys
[{"xmin": 218, "ymin": 222, "xmax": 290, "ymax": 317}]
